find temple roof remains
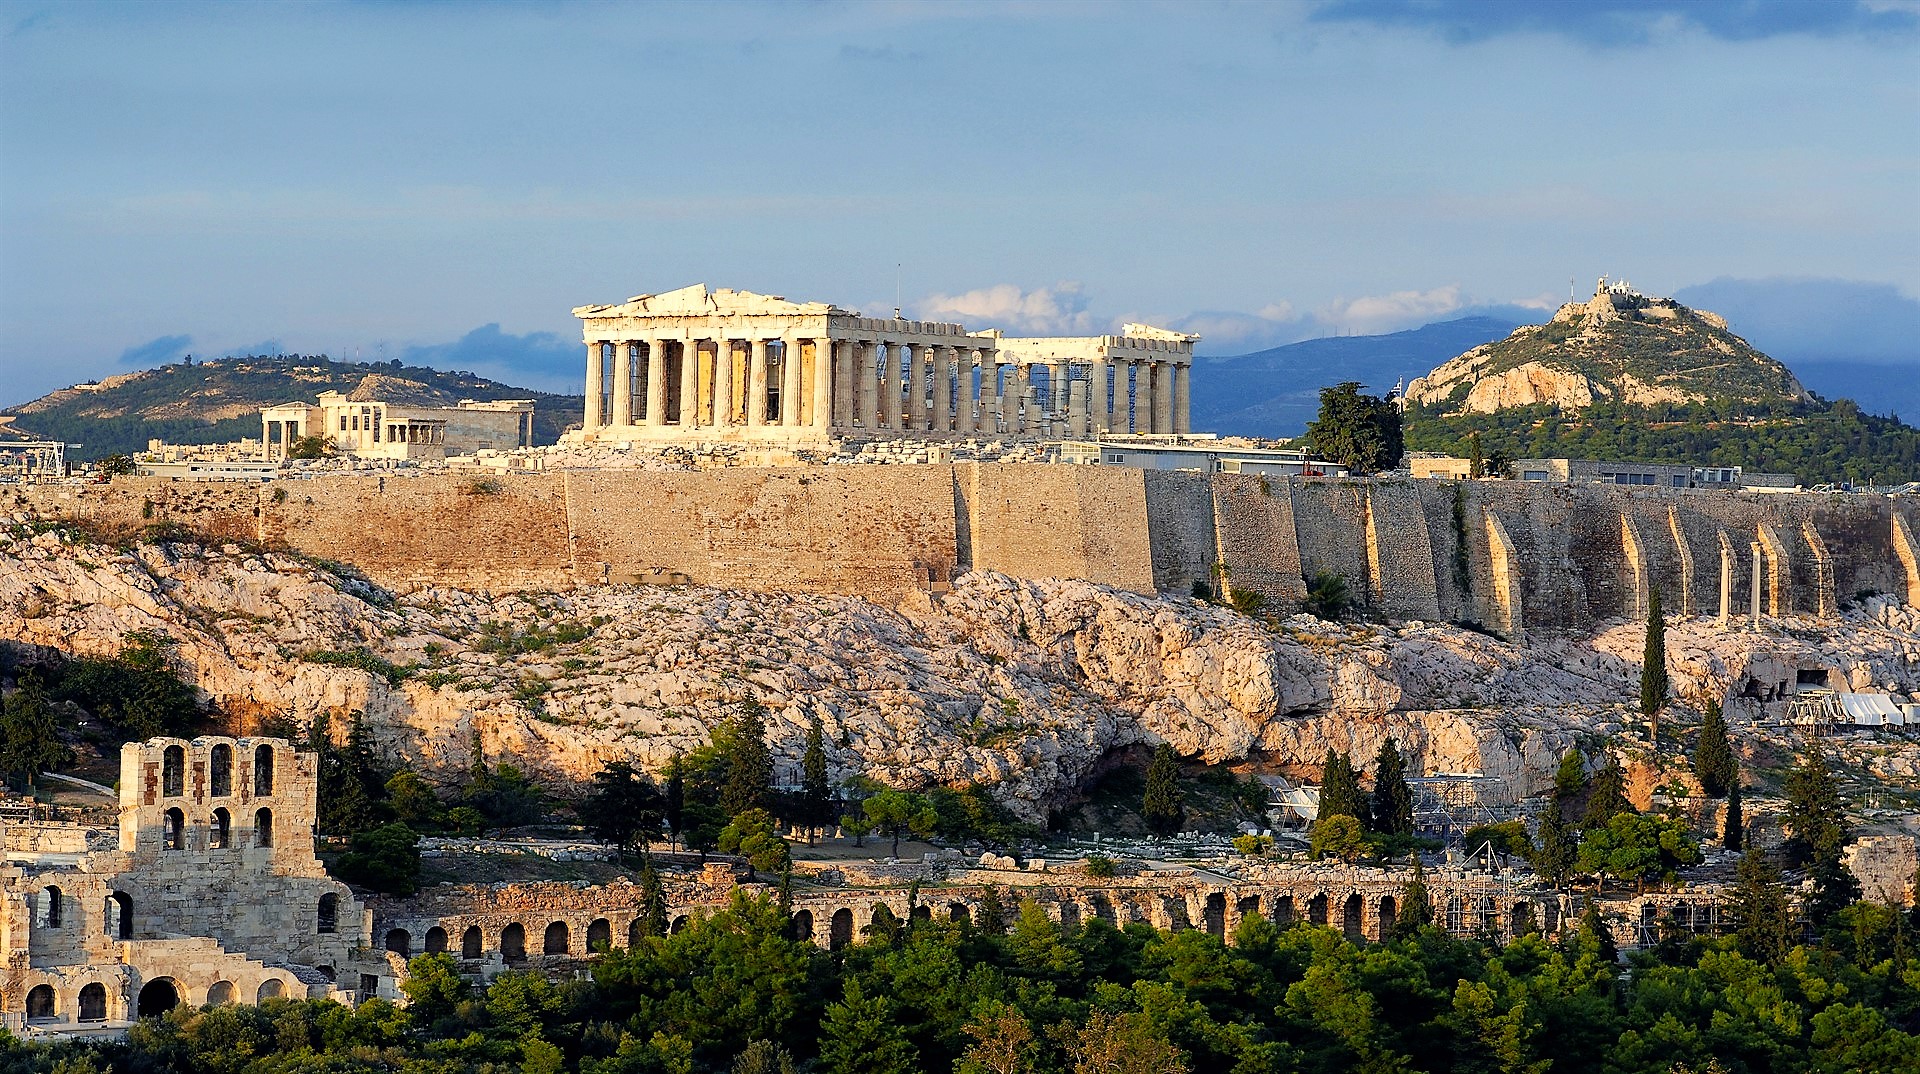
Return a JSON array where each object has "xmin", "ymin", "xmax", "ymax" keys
[{"xmin": 573, "ymin": 283, "xmax": 854, "ymax": 320}]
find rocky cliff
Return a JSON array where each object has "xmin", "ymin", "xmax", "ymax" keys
[
  {"xmin": 1404, "ymin": 281, "xmax": 1809, "ymax": 416},
  {"xmin": 9, "ymin": 527, "xmax": 1920, "ymax": 819}
]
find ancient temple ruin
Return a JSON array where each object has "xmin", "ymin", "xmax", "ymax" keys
[
  {"xmin": 0, "ymin": 737, "xmax": 386, "ymax": 1038},
  {"xmin": 568, "ymin": 284, "xmax": 1197, "ymax": 444}
]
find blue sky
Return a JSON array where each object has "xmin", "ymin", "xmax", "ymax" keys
[{"xmin": 2, "ymin": 0, "xmax": 1915, "ymax": 400}]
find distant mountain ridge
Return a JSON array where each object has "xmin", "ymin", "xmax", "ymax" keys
[{"xmin": 1, "ymin": 355, "xmax": 582, "ymax": 458}]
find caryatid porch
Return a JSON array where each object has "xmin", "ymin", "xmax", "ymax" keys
[{"xmin": 569, "ymin": 285, "xmax": 1198, "ymax": 444}]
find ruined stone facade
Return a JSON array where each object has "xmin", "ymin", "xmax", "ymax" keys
[
  {"xmin": 570, "ymin": 284, "xmax": 1196, "ymax": 444},
  {"xmin": 0, "ymin": 738, "xmax": 386, "ymax": 1038}
]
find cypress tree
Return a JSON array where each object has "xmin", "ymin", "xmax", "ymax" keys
[
  {"xmin": 975, "ymin": 885, "xmax": 1007, "ymax": 936},
  {"xmin": 1553, "ymin": 748, "xmax": 1589, "ymax": 802},
  {"xmin": 1723, "ymin": 778, "xmax": 1744, "ymax": 851},
  {"xmin": 1640, "ymin": 588, "xmax": 1667, "ymax": 741},
  {"xmin": 1581, "ymin": 756, "xmax": 1631, "ymax": 830},
  {"xmin": 1578, "ymin": 899, "xmax": 1617, "ymax": 963},
  {"xmin": 638, "ymin": 856, "xmax": 667, "ymax": 939},
  {"xmin": 801, "ymin": 716, "xmax": 830, "ymax": 846},
  {"xmin": 1317, "ymin": 749, "xmax": 1363, "ymax": 824},
  {"xmin": 1534, "ymin": 795, "xmax": 1578, "ymax": 885},
  {"xmin": 1783, "ymin": 742, "xmax": 1846, "ymax": 868},
  {"xmin": 719, "ymin": 698, "xmax": 773, "ymax": 818},
  {"xmin": 1395, "ymin": 860, "xmax": 1434, "ymax": 937},
  {"xmin": 1370, "ymin": 738, "xmax": 1414, "ymax": 836},
  {"xmin": 1141, "ymin": 744, "xmax": 1185, "ymax": 837},
  {"xmin": 1693, "ymin": 700, "xmax": 1737, "ymax": 798},
  {"xmin": 1732, "ymin": 848, "xmax": 1792, "ymax": 964}
]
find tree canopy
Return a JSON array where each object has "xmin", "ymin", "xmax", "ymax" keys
[{"xmin": 1305, "ymin": 381, "xmax": 1405, "ymax": 474}]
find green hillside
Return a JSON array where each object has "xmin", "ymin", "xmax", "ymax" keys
[{"xmin": 1, "ymin": 355, "xmax": 582, "ymax": 458}]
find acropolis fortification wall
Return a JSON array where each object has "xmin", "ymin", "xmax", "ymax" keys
[{"xmin": 9, "ymin": 468, "xmax": 1917, "ymax": 634}]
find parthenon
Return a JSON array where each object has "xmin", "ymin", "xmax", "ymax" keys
[{"xmin": 568, "ymin": 284, "xmax": 1197, "ymax": 444}]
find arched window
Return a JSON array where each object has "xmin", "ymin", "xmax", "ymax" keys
[
  {"xmin": 254, "ymin": 745, "xmax": 275, "ymax": 795},
  {"xmin": 586, "ymin": 919, "xmax": 611, "ymax": 952},
  {"xmin": 543, "ymin": 921, "xmax": 570, "ymax": 955},
  {"xmin": 425, "ymin": 926, "xmax": 448, "ymax": 954},
  {"xmin": 461, "ymin": 926, "xmax": 482, "ymax": 959},
  {"xmin": 78, "ymin": 983, "xmax": 107, "ymax": 1022},
  {"xmin": 108, "ymin": 891, "xmax": 133, "ymax": 939},
  {"xmin": 162, "ymin": 745, "xmax": 185, "ymax": 797},
  {"xmin": 40, "ymin": 886, "xmax": 62, "ymax": 929},
  {"xmin": 254, "ymin": 807, "xmax": 273, "ymax": 848},
  {"xmin": 385, "ymin": 929, "xmax": 411, "ymax": 956},
  {"xmin": 257, "ymin": 979, "xmax": 284, "ymax": 1003},
  {"xmin": 501, "ymin": 923, "xmax": 526, "ymax": 962},
  {"xmin": 210, "ymin": 744, "xmax": 233, "ymax": 797},
  {"xmin": 207, "ymin": 981, "xmax": 235, "ymax": 1006},
  {"xmin": 317, "ymin": 894, "xmax": 338, "ymax": 934},
  {"xmin": 26, "ymin": 985, "xmax": 55, "ymax": 1021},
  {"xmin": 211, "ymin": 807, "xmax": 232, "ymax": 849},
  {"xmin": 164, "ymin": 807, "xmax": 186, "ymax": 850}
]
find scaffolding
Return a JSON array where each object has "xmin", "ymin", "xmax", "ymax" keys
[
  {"xmin": 1409, "ymin": 774, "xmax": 1507, "ymax": 843},
  {"xmin": 0, "ymin": 440, "xmax": 65, "ymax": 480}
]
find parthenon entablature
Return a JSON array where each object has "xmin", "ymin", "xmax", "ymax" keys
[{"xmin": 569, "ymin": 283, "xmax": 1196, "ymax": 446}]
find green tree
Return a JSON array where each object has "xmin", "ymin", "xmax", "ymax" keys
[
  {"xmin": 385, "ymin": 770, "xmax": 443, "ymax": 830},
  {"xmin": 1369, "ymin": 738, "xmax": 1414, "ymax": 836},
  {"xmin": 1317, "ymin": 748, "xmax": 1363, "ymax": 824},
  {"xmin": 975, "ymin": 885, "xmax": 1008, "ymax": 936},
  {"xmin": 399, "ymin": 952, "xmax": 470, "ymax": 1029},
  {"xmin": 718, "ymin": 699, "xmax": 773, "ymax": 818},
  {"xmin": 863, "ymin": 788, "xmax": 938, "ymax": 858},
  {"xmin": 0, "ymin": 673, "xmax": 70, "ymax": 792},
  {"xmin": 313, "ymin": 712, "xmax": 392, "ymax": 836},
  {"xmin": 582, "ymin": 760, "xmax": 664, "ymax": 863},
  {"xmin": 1462, "ymin": 820, "xmax": 1533, "ymax": 861},
  {"xmin": 1580, "ymin": 756, "xmax": 1631, "ymax": 830},
  {"xmin": 1692, "ymin": 700, "xmax": 1737, "ymax": 797},
  {"xmin": 1532, "ymin": 795, "xmax": 1578, "ymax": 885},
  {"xmin": 636, "ymin": 856, "xmax": 668, "ymax": 939},
  {"xmin": 800, "ymin": 715, "xmax": 831, "ymax": 845},
  {"xmin": 285, "ymin": 433, "xmax": 331, "ymax": 460},
  {"xmin": 1395, "ymin": 860, "xmax": 1435, "ymax": 936},
  {"xmin": 333, "ymin": 822, "xmax": 421, "ymax": 896},
  {"xmin": 1310, "ymin": 813, "xmax": 1365, "ymax": 862},
  {"xmin": 958, "ymin": 1000, "xmax": 1036, "ymax": 1074},
  {"xmin": 1053, "ymin": 1009, "xmax": 1188, "ymax": 1074},
  {"xmin": 1723, "ymin": 777, "xmax": 1744, "ymax": 851},
  {"xmin": 1806, "ymin": 855, "xmax": 1863, "ymax": 932},
  {"xmin": 1141, "ymin": 743, "xmax": 1185, "ymax": 837},
  {"xmin": 1304, "ymin": 571, "xmax": 1352, "ymax": 621},
  {"xmin": 1574, "ymin": 812, "xmax": 1702, "ymax": 891},
  {"xmin": 1640, "ymin": 588, "xmax": 1667, "ymax": 738},
  {"xmin": 1553, "ymin": 748, "xmax": 1589, "ymax": 803},
  {"xmin": 1783, "ymin": 742, "xmax": 1847, "ymax": 868},
  {"xmin": 665, "ymin": 755, "xmax": 685, "ymax": 849},
  {"xmin": 717, "ymin": 807, "xmax": 791, "ymax": 872},
  {"xmin": 1730, "ymin": 847, "xmax": 1794, "ymax": 964},
  {"xmin": 1305, "ymin": 380, "xmax": 1404, "ymax": 475},
  {"xmin": 818, "ymin": 980, "xmax": 919, "ymax": 1074},
  {"xmin": 730, "ymin": 1040, "xmax": 797, "ymax": 1074},
  {"xmin": 96, "ymin": 453, "xmax": 136, "ymax": 476}
]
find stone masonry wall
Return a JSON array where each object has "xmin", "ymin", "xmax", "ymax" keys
[
  {"xmin": 1142, "ymin": 470, "xmax": 1217, "ymax": 596},
  {"xmin": 957, "ymin": 464, "xmax": 1155, "ymax": 594},
  {"xmin": 1208, "ymin": 474, "xmax": 1307, "ymax": 611}
]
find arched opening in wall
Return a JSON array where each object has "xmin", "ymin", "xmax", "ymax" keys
[
  {"xmin": 207, "ymin": 981, "xmax": 235, "ymax": 1006},
  {"xmin": 1163, "ymin": 897, "xmax": 1192, "ymax": 931},
  {"xmin": 257, "ymin": 978, "xmax": 285, "ymax": 1003},
  {"xmin": 385, "ymin": 929, "xmax": 411, "ymax": 957},
  {"xmin": 543, "ymin": 921, "xmax": 570, "ymax": 955},
  {"xmin": 1090, "ymin": 895, "xmax": 1116, "ymax": 925},
  {"xmin": 1477, "ymin": 897, "xmax": 1498, "ymax": 935},
  {"xmin": 1203, "ymin": 893, "xmax": 1227, "ymax": 939},
  {"xmin": 317, "ymin": 966, "xmax": 335, "ymax": 983},
  {"xmin": 1237, "ymin": 895, "xmax": 1261, "ymax": 926},
  {"xmin": 164, "ymin": 807, "xmax": 185, "ymax": 850},
  {"xmin": 1511, "ymin": 902, "xmax": 1535, "ymax": 937},
  {"xmin": 586, "ymin": 919, "xmax": 610, "ymax": 952},
  {"xmin": 829, "ymin": 908, "xmax": 854, "ymax": 951},
  {"xmin": 317, "ymin": 894, "xmax": 338, "ymax": 934},
  {"xmin": 501, "ymin": 924, "xmax": 527, "ymax": 962},
  {"xmin": 426, "ymin": 926, "xmax": 449, "ymax": 954},
  {"xmin": 211, "ymin": 808, "xmax": 231, "ymax": 849},
  {"xmin": 162, "ymin": 745, "xmax": 185, "ymax": 797},
  {"xmin": 1058, "ymin": 903, "xmax": 1080, "ymax": 930},
  {"xmin": 948, "ymin": 902, "xmax": 970, "ymax": 923},
  {"xmin": 1542, "ymin": 901, "xmax": 1561, "ymax": 936},
  {"xmin": 108, "ymin": 891, "xmax": 133, "ymax": 939},
  {"xmin": 669, "ymin": 916, "xmax": 688, "ymax": 936},
  {"xmin": 911, "ymin": 904, "xmax": 932, "ymax": 923},
  {"xmin": 1272, "ymin": 894, "xmax": 1295, "ymax": 928},
  {"xmin": 1446, "ymin": 897, "xmax": 1465, "ymax": 934},
  {"xmin": 1377, "ymin": 896, "xmax": 1398, "ymax": 940},
  {"xmin": 1308, "ymin": 893, "xmax": 1328, "ymax": 926},
  {"xmin": 461, "ymin": 926, "xmax": 483, "ymax": 960},
  {"xmin": 210, "ymin": 744, "xmax": 233, "ymax": 797},
  {"xmin": 137, "ymin": 978, "xmax": 179, "ymax": 1019},
  {"xmin": 254, "ymin": 807, "xmax": 273, "ymax": 848},
  {"xmin": 254, "ymin": 745, "xmax": 275, "ymax": 795},
  {"xmin": 40, "ymin": 885, "xmax": 62, "ymax": 928},
  {"xmin": 792, "ymin": 909, "xmax": 814, "ymax": 943},
  {"xmin": 627, "ymin": 920, "xmax": 643, "ymax": 949},
  {"xmin": 25, "ymin": 985, "xmax": 55, "ymax": 1022},
  {"xmin": 1342, "ymin": 894, "xmax": 1364, "ymax": 941},
  {"xmin": 78, "ymin": 983, "xmax": 107, "ymax": 1022}
]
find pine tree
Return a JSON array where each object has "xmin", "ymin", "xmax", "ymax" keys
[
  {"xmin": 1723, "ymin": 778, "xmax": 1744, "ymax": 851},
  {"xmin": 818, "ymin": 980, "xmax": 919, "ymax": 1074},
  {"xmin": 1731, "ymin": 848, "xmax": 1793, "ymax": 964},
  {"xmin": 719, "ymin": 699, "xmax": 773, "ymax": 818},
  {"xmin": 801, "ymin": 715, "xmax": 831, "ymax": 846},
  {"xmin": 1395, "ymin": 860, "xmax": 1434, "ymax": 937},
  {"xmin": 1693, "ymin": 700, "xmax": 1737, "ymax": 798},
  {"xmin": 1142, "ymin": 744, "xmax": 1186, "ymax": 837},
  {"xmin": 1581, "ymin": 756, "xmax": 1631, "ymax": 830},
  {"xmin": 1553, "ymin": 748, "xmax": 1589, "ymax": 802},
  {"xmin": 975, "ymin": 886, "xmax": 1007, "ymax": 936},
  {"xmin": 1317, "ymin": 748, "xmax": 1363, "ymax": 824},
  {"xmin": 1533, "ymin": 795, "xmax": 1578, "ymax": 885},
  {"xmin": 1370, "ymin": 738, "xmax": 1414, "ymax": 836},
  {"xmin": 0, "ymin": 673, "xmax": 69, "ymax": 793},
  {"xmin": 1783, "ymin": 742, "xmax": 1847, "ymax": 868},
  {"xmin": 637, "ymin": 856, "xmax": 668, "ymax": 939},
  {"xmin": 1641, "ymin": 588, "xmax": 1667, "ymax": 742}
]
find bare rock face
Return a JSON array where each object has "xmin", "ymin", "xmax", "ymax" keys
[{"xmin": 6, "ymin": 528, "xmax": 1920, "ymax": 820}]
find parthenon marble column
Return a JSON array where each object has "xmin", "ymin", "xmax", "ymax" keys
[
  {"xmin": 610, "ymin": 343, "xmax": 633, "ymax": 426},
  {"xmin": 833, "ymin": 340, "xmax": 854, "ymax": 428},
  {"xmin": 679, "ymin": 341, "xmax": 701, "ymax": 427},
  {"xmin": 1153, "ymin": 362, "xmax": 1174, "ymax": 433},
  {"xmin": 957, "ymin": 351, "xmax": 978, "ymax": 434},
  {"xmin": 585, "ymin": 343, "xmax": 605, "ymax": 429},
  {"xmin": 746, "ymin": 340, "xmax": 769, "ymax": 426},
  {"xmin": 931, "ymin": 346, "xmax": 952, "ymax": 432},
  {"xmin": 1068, "ymin": 377, "xmax": 1088, "ymax": 437},
  {"xmin": 882, "ymin": 346, "xmax": 902, "ymax": 430},
  {"xmin": 1089, "ymin": 357, "xmax": 1110, "ymax": 435},
  {"xmin": 646, "ymin": 340, "xmax": 667, "ymax": 424},
  {"xmin": 899, "ymin": 344, "xmax": 920, "ymax": 431},
  {"xmin": 857, "ymin": 343, "xmax": 877, "ymax": 428},
  {"xmin": 811, "ymin": 339, "xmax": 834, "ymax": 430},
  {"xmin": 1173, "ymin": 364, "xmax": 1191, "ymax": 434},
  {"xmin": 1013, "ymin": 365, "xmax": 1031, "ymax": 434},
  {"xmin": 1129, "ymin": 362, "xmax": 1149, "ymax": 434},
  {"xmin": 712, "ymin": 339, "xmax": 734, "ymax": 427},
  {"xmin": 781, "ymin": 338, "xmax": 804, "ymax": 427}
]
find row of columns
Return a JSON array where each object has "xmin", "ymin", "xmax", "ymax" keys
[{"xmin": 584, "ymin": 338, "xmax": 1192, "ymax": 436}]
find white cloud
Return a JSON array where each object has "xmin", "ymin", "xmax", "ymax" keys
[
  {"xmin": 916, "ymin": 282, "xmax": 1098, "ymax": 335},
  {"xmin": 1320, "ymin": 285, "xmax": 1465, "ymax": 335}
]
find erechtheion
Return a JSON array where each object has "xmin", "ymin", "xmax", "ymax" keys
[{"xmin": 568, "ymin": 284, "xmax": 1197, "ymax": 445}]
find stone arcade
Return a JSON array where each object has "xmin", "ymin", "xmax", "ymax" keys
[
  {"xmin": 569, "ymin": 284, "xmax": 1197, "ymax": 445},
  {"xmin": 0, "ymin": 738, "xmax": 387, "ymax": 1038}
]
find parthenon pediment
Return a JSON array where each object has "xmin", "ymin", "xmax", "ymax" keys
[{"xmin": 573, "ymin": 283, "xmax": 851, "ymax": 320}]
